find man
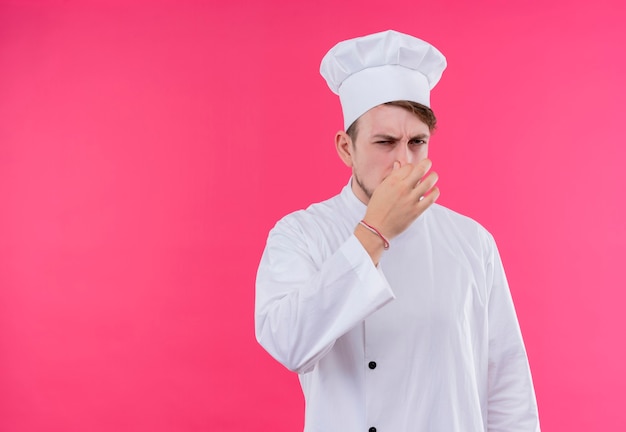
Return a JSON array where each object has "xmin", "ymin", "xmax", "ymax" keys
[{"xmin": 255, "ymin": 30, "xmax": 540, "ymax": 431}]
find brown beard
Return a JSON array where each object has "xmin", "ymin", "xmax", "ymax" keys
[{"xmin": 353, "ymin": 172, "xmax": 374, "ymax": 200}]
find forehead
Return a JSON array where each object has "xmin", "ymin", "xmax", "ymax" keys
[{"xmin": 358, "ymin": 104, "xmax": 429, "ymax": 134}]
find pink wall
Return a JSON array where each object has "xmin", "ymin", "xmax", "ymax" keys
[{"xmin": 1, "ymin": 0, "xmax": 625, "ymax": 430}]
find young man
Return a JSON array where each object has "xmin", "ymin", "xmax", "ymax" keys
[{"xmin": 255, "ymin": 30, "xmax": 540, "ymax": 432}]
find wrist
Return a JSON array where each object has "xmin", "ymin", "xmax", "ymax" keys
[
  {"xmin": 358, "ymin": 220, "xmax": 389, "ymax": 249},
  {"xmin": 354, "ymin": 224, "xmax": 384, "ymax": 266}
]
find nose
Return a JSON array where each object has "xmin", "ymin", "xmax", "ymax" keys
[{"xmin": 395, "ymin": 142, "xmax": 413, "ymax": 165}]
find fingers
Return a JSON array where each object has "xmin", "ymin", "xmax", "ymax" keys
[
  {"xmin": 400, "ymin": 159, "xmax": 437, "ymax": 201},
  {"xmin": 418, "ymin": 171, "xmax": 439, "ymax": 195},
  {"xmin": 405, "ymin": 158, "xmax": 432, "ymax": 185},
  {"xmin": 364, "ymin": 160, "xmax": 440, "ymax": 240},
  {"xmin": 419, "ymin": 184, "xmax": 440, "ymax": 205},
  {"xmin": 388, "ymin": 159, "xmax": 438, "ymax": 203},
  {"xmin": 388, "ymin": 159, "xmax": 430, "ymax": 183},
  {"xmin": 393, "ymin": 161, "xmax": 413, "ymax": 177}
]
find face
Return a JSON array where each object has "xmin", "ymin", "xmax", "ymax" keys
[{"xmin": 336, "ymin": 104, "xmax": 431, "ymax": 204}]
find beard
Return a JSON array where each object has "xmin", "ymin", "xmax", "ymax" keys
[{"xmin": 353, "ymin": 171, "xmax": 374, "ymax": 200}]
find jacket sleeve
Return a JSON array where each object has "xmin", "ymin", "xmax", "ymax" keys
[
  {"xmin": 486, "ymin": 236, "xmax": 541, "ymax": 431},
  {"xmin": 255, "ymin": 217, "xmax": 395, "ymax": 374}
]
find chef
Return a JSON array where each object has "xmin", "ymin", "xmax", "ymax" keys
[{"xmin": 255, "ymin": 30, "xmax": 540, "ymax": 432}]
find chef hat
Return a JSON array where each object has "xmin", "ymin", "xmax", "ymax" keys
[{"xmin": 320, "ymin": 30, "xmax": 447, "ymax": 130}]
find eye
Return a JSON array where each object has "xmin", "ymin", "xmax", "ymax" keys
[
  {"xmin": 410, "ymin": 139, "xmax": 427, "ymax": 146},
  {"xmin": 374, "ymin": 140, "xmax": 396, "ymax": 146}
]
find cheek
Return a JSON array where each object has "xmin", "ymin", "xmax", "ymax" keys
[
  {"xmin": 412, "ymin": 146, "xmax": 429, "ymax": 161},
  {"xmin": 367, "ymin": 154, "xmax": 395, "ymax": 174},
  {"xmin": 374, "ymin": 156, "xmax": 398, "ymax": 181},
  {"xmin": 354, "ymin": 155, "xmax": 391, "ymax": 183}
]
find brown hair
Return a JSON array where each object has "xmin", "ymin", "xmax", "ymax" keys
[{"xmin": 346, "ymin": 100, "xmax": 437, "ymax": 142}]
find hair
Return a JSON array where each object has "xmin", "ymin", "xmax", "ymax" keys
[{"xmin": 346, "ymin": 100, "xmax": 437, "ymax": 143}]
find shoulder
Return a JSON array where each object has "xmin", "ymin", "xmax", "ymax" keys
[
  {"xmin": 267, "ymin": 192, "xmax": 352, "ymax": 251},
  {"xmin": 428, "ymin": 203, "xmax": 488, "ymax": 230},
  {"xmin": 425, "ymin": 203, "xmax": 496, "ymax": 249},
  {"xmin": 263, "ymin": 192, "xmax": 356, "ymax": 267},
  {"xmin": 272, "ymin": 193, "xmax": 346, "ymax": 234}
]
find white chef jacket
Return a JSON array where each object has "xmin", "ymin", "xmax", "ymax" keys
[{"xmin": 255, "ymin": 180, "xmax": 540, "ymax": 432}]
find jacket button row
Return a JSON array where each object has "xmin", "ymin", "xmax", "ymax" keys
[{"xmin": 368, "ymin": 361, "xmax": 377, "ymax": 369}]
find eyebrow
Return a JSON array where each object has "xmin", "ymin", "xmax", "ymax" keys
[{"xmin": 372, "ymin": 133, "xmax": 430, "ymax": 141}]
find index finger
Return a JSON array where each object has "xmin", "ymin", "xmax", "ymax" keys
[
  {"xmin": 406, "ymin": 158, "xmax": 432, "ymax": 185},
  {"xmin": 387, "ymin": 161, "xmax": 415, "ymax": 180}
]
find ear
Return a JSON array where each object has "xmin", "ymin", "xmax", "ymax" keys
[{"xmin": 335, "ymin": 131, "xmax": 354, "ymax": 168}]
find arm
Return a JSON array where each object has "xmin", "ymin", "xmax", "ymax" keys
[
  {"xmin": 255, "ymin": 219, "xmax": 395, "ymax": 374},
  {"xmin": 256, "ymin": 159, "xmax": 439, "ymax": 374},
  {"xmin": 486, "ymin": 237, "xmax": 541, "ymax": 431}
]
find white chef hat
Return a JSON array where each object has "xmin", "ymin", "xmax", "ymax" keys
[{"xmin": 320, "ymin": 30, "xmax": 447, "ymax": 130}]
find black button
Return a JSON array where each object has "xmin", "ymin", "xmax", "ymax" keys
[
  {"xmin": 368, "ymin": 361, "xmax": 377, "ymax": 369},
  {"xmin": 369, "ymin": 428, "xmax": 377, "ymax": 432}
]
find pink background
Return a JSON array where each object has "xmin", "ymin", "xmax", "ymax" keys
[{"xmin": 1, "ymin": 0, "xmax": 625, "ymax": 430}]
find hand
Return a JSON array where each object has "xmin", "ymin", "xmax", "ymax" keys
[{"xmin": 362, "ymin": 159, "xmax": 440, "ymax": 240}]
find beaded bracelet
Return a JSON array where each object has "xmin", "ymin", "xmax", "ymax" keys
[{"xmin": 359, "ymin": 220, "xmax": 390, "ymax": 250}]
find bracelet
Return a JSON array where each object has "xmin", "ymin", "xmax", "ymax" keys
[{"xmin": 359, "ymin": 220, "xmax": 390, "ymax": 250}]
